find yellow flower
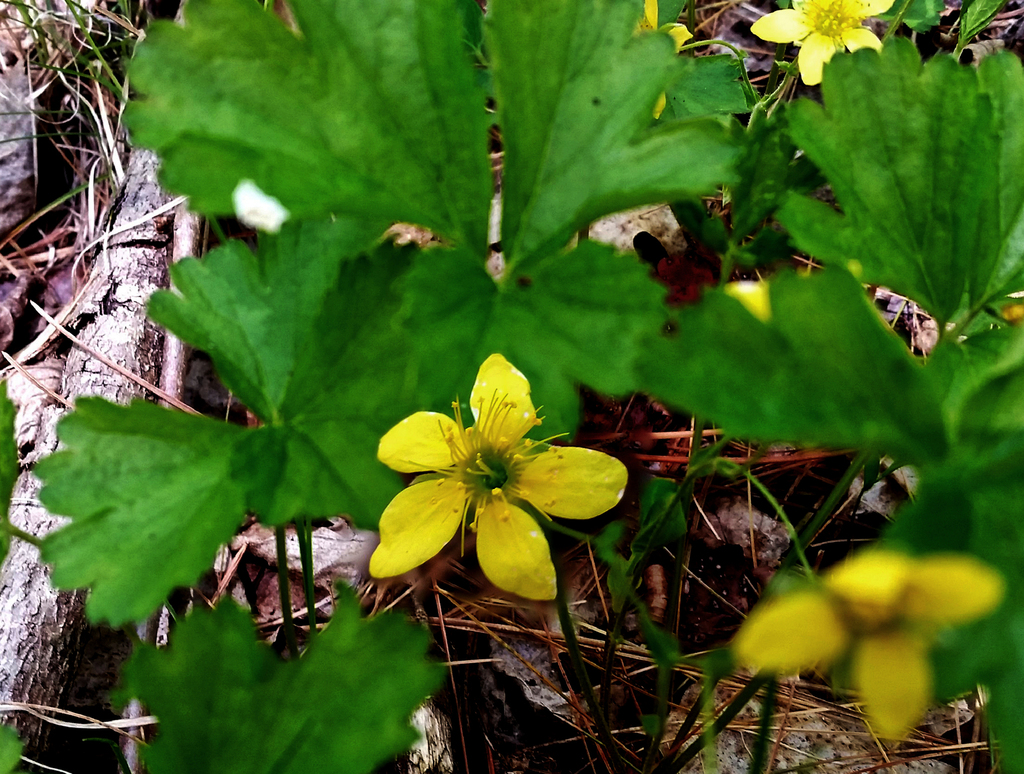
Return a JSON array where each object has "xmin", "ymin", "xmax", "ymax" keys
[
  {"xmin": 733, "ymin": 550, "xmax": 1004, "ymax": 738},
  {"xmin": 370, "ymin": 354, "xmax": 628, "ymax": 600},
  {"xmin": 638, "ymin": 0, "xmax": 693, "ymax": 118},
  {"xmin": 723, "ymin": 281, "xmax": 771, "ymax": 322},
  {"xmin": 751, "ymin": 0, "xmax": 895, "ymax": 85}
]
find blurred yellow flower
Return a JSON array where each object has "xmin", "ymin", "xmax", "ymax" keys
[
  {"xmin": 370, "ymin": 354, "xmax": 628, "ymax": 600},
  {"xmin": 751, "ymin": 0, "xmax": 895, "ymax": 85},
  {"xmin": 638, "ymin": 0, "xmax": 693, "ymax": 118},
  {"xmin": 724, "ymin": 281, "xmax": 771, "ymax": 322},
  {"xmin": 733, "ymin": 550, "xmax": 1004, "ymax": 738}
]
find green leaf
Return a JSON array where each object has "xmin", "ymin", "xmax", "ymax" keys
[
  {"xmin": 778, "ymin": 40, "xmax": 1024, "ymax": 325},
  {"xmin": 120, "ymin": 594, "xmax": 444, "ymax": 774},
  {"xmin": 0, "ymin": 383, "xmax": 17, "ymax": 566},
  {"xmin": 628, "ymin": 478, "xmax": 687, "ymax": 574},
  {"xmin": 730, "ymin": 108, "xmax": 821, "ymax": 241},
  {"xmin": 959, "ymin": 0, "xmax": 1010, "ymax": 49},
  {"xmin": 658, "ymin": 0, "xmax": 687, "ymax": 25},
  {"xmin": 38, "ymin": 401, "xmax": 249, "ymax": 624},
  {"xmin": 662, "ymin": 56, "xmax": 751, "ymax": 122},
  {"xmin": 488, "ymin": 0, "xmax": 739, "ymax": 265},
  {"xmin": 128, "ymin": 0, "xmax": 492, "ymax": 252},
  {"xmin": 39, "ymin": 229, "xmax": 420, "ymax": 624},
  {"xmin": 878, "ymin": 0, "xmax": 944, "ymax": 32},
  {"xmin": 149, "ymin": 227, "xmax": 418, "ymax": 527},
  {"xmin": 885, "ymin": 446, "xmax": 1024, "ymax": 772},
  {"xmin": 401, "ymin": 241, "xmax": 668, "ymax": 434},
  {"xmin": 637, "ymin": 267, "xmax": 948, "ymax": 464},
  {"xmin": 594, "ymin": 521, "xmax": 632, "ymax": 611},
  {"xmin": 0, "ymin": 726, "xmax": 21, "ymax": 774},
  {"xmin": 455, "ymin": 0, "xmax": 484, "ymax": 51}
]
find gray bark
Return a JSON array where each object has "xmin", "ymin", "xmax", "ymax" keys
[{"xmin": 0, "ymin": 148, "xmax": 172, "ymax": 754}]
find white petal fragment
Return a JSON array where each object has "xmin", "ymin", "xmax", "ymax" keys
[{"xmin": 232, "ymin": 179, "xmax": 290, "ymax": 233}]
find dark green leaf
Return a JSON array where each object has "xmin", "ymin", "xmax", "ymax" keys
[
  {"xmin": 594, "ymin": 521, "xmax": 632, "ymax": 611},
  {"xmin": 779, "ymin": 40, "xmax": 1024, "ymax": 325},
  {"xmin": 662, "ymin": 56, "xmax": 751, "ymax": 121},
  {"xmin": 150, "ymin": 227, "xmax": 419, "ymax": 527},
  {"xmin": 120, "ymin": 594, "xmax": 444, "ymax": 774},
  {"xmin": 959, "ymin": 0, "xmax": 1011, "ymax": 48},
  {"xmin": 0, "ymin": 726, "xmax": 21, "ymax": 774},
  {"xmin": 128, "ymin": 0, "xmax": 492, "ymax": 252},
  {"xmin": 628, "ymin": 478, "xmax": 687, "ymax": 573},
  {"xmin": 38, "ymin": 400, "xmax": 249, "ymax": 625},
  {"xmin": 638, "ymin": 267, "xmax": 948, "ymax": 463},
  {"xmin": 488, "ymin": 0, "xmax": 740, "ymax": 265},
  {"xmin": 878, "ymin": 0, "xmax": 944, "ymax": 32},
  {"xmin": 402, "ymin": 241, "xmax": 667, "ymax": 434}
]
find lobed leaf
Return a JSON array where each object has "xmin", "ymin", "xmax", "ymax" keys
[
  {"xmin": 488, "ymin": 0, "xmax": 740, "ymax": 266},
  {"xmin": 128, "ymin": 0, "xmax": 492, "ymax": 252},
  {"xmin": 637, "ymin": 267, "xmax": 948, "ymax": 463},
  {"xmin": 401, "ymin": 241, "xmax": 668, "ymax": 434},
  {"xmin": 120, "ymin": 594, "xmax": 443, "ymax": 774},
  {"xmin": 778, "ymin": 40, "xmax": 1024, "ymax": 326}
]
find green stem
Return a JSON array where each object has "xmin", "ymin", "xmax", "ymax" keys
[
  {"xmin": 763, "ymin": 42, "xmax": 789, "ymax": 95},
  {"xmin": 600, "ymin": 604, "xmax": 630, "ymax": 724},
  {"xmin": 881, "ymin": 0, "xmax": 915, "ymax": 41},
  {"xmin": 641, "ymin": 656, "xmax": 674, "ymax": 774},
  {"xmin": 743, "ymin": 470, "xmax": 812, "ymax": 574},
  {"xmin": 3, "ymin": 522, "xmax": 42, "ymax": 548},
  {"xmin": 748, "ymin": 678, "xmax": 777, "ymax": 774},
  {"xmin": 781, "ymin": 450, "xmax": 870, "ymax": 573},
  {"xmin": 294, "ymin": 516, "xmax": 318, "ymax": 643},
  {"xmin": 657, "ymin": 675, "xmax": 771, "ymax": 774},
  {"xmin": 686, "ymin": 0, "xmax": 697, "ymax": 51},
  {"xmin": 275, "ymin": 525, "xmax": 300, "ymax": 659},
  {"xmin": 677, "ymin": 40, "xmax": 757, "ymax": 101},
  {"xmin": 555, "ymin": 576, "xmax": 627, "ymax": 774}
]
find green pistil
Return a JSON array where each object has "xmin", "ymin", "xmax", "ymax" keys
[{"xmin": 469, "ymin": 452, "xmax": 509, "ymax": 491}]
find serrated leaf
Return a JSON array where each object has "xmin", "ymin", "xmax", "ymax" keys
[
  {"xmin": 959, "ymin": 0, "xmax": 1011, "ymax": 49},
  {"xmin": 128, "ymin": 0, "xmax": 492, "ymax": 252},
  {"xmin": 730, "ymin": 108, "xmax": 821, "ymax": 240},
  {"xmin": 488, "ymin": 0, "xmax": 740, "ymax": 265},
  {"xmin": 120, "ymin": 594, "xmax": 443, "ymax": 774},
  {"xmin": 0, "ymin": 727, "xmax": 20, "ymax": 774},
  {"xmin": 778, "ymin": 40, "xmax": 1024, "ymax": 325},
  {"xmin": 37, "ymin": 400, "xmax": 249, "ymax": 625},
  {"xmin": 878, "ymin": 0, "xmax": 943, "ymax": 32},
  {"xmin": 662, "ymin": 56, "xmax": 751, "ymax": 121},
  {"xmin": 149, "ymin": 227, "xmax": 418, "ymax": 527},
  {"xmin": 886, "ymin": 448, "xmax": 1024, "ymax": 771},
  {"xmin": 638, "ymin": 267, "xmax": 948, "ymax": 464},
  {"xmin": 39, "ymin": 230, "xmax": 419, "ymax": 624},
  {"xmin": 402, "ymin": 241, "xmax": 667, "ymax": 434}
]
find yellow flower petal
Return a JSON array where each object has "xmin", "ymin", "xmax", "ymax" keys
[
  {"xmin": 653, "ymin": 91, "xmax": 667, "ymax": 119},
  {"xmin": 733, "ymin": 590, "xmax": 849, "ymax": 673},
  {"xmin": 751, "ymin": 9, "xmax": 810, "ymax": 43},
  {"xmin": 476, "ymin": 500, "xmax": 556, "ymax": 600},
  {"xmin": 369, "ymin": 478, "xmax": 466, "ymax": 577},
  {"xmin": 667, "ymin": 23, "xmax": 693, "ymax": 49},
  {"xmin": 470, "ymin": 354, "xmax": 537, "ymax": 441},
  {"xmin": 378, "ymin": 411, "xmax": 457, "ymax": 473},
  {"xmin": 723, "ymin": 281, "xmax": 771, "ymax": 322},
  {"xmin": 853, "ymin": 631, "xmax": 932, "ymax": 739},
  {"xmin": 903, "ymin": 554, "xmax": 1005, "ymax": 626},
  {"xmin": 859, "ymin": 0, "xmax": 896, "ymax": 16},
  {"xmin": 797, "ymin": 32, "xmax": 841, "ymax": 85},
  {"xmin": 825, "ymin": 550, "xmax": 912, "ymax": 629},
  {"xmin": 643, "ymin": 0, "xmax": 659, "ymax": 29},
  {"xmin": 841, "ymin": 26, "xmax": 882, "ymax": 51},
  {"xmin": 516, "ymin": 447, "xmax": 627, "ymax": 519}
]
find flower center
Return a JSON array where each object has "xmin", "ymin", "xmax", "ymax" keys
[
  {"xmin": 468, "ymin": 451, "xmax": 510, "ymax": 492},
  {"xmin": 800, "ymin": 0, "xmax": 862, "ymax": 38}
]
